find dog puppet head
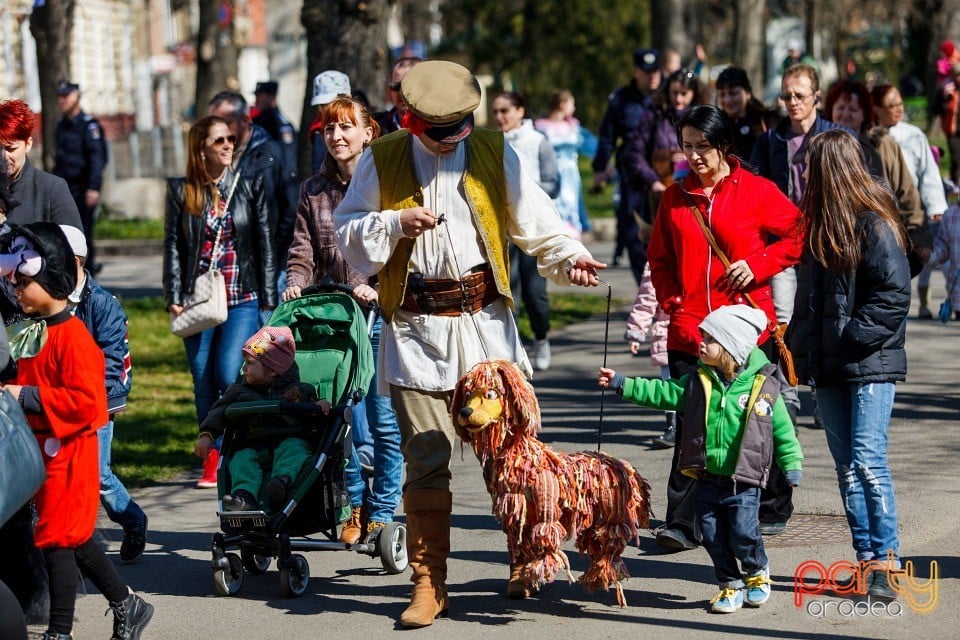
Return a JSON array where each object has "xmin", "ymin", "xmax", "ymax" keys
[{"xmin": 452, "ymin": 359, "xmax": 540, "ymax": 454}]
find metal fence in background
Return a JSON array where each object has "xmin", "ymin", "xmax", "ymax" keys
[{"xmin": 105, "ymin": 125, "xmax": 187, "ymax": 182}]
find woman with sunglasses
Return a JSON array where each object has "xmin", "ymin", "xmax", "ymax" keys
[
  {"xmin": 645, "ymin": 104, "xmax": 803, "ymax": 551},
  {"xmin": 163, "ymin": 115, "xmax": 276, "ymax": 486}
]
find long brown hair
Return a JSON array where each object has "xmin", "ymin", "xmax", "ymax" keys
[
  {"xmin": 800, "ymin": 129, "xmax": 907, "ymax": 273},
  {"xmin": 184, "ymin": 115, "xmax": 230, "ymax": 216}
]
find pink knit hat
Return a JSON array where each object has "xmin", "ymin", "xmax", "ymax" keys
[{"xmin": 242, "ymin": 326, "xmax": 296, "ymax": 375}]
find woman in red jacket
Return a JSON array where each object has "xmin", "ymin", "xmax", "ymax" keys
[{"xmin": 645, "ymin": 104, "xmax": 803, "ymax": 551}]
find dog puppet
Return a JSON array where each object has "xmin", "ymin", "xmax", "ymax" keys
[{"xmin": 452, "ymin": 359, "xmax": 652, "ymax": 607}]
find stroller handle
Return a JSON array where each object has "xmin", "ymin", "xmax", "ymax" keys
[{"xmin": 301, "ymin": 277, "xmax": 381, "ymax": 337}]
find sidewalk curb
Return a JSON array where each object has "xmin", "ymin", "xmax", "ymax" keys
[{"xmin": 98, "ymin": 238, "xmax": 162, "ymax": 256}]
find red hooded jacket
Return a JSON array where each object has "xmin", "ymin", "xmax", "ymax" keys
[{"xmin": 647, "ymin": 157, "xmax": 803, "ymax": 356}]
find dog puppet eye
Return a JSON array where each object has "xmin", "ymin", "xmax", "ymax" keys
[{"xmin": 483, "ymin": 389, "xmax": 500, "ymax": 400}]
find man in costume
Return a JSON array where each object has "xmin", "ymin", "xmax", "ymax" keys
[{"xmin": 334, "ymin": 60, "xmax": 605, "ymax": 627}]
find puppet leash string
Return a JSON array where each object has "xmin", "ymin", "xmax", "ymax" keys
[{"xmin": 597, "ymin": 278, "xmax": 612, "ymax": 452}]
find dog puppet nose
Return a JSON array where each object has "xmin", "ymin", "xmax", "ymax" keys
[{"xmin": 459, "ymin": 407, "xmax": 474, "ymax": 419}]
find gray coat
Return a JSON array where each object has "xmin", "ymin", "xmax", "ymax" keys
[{"xmin": 6, "ymin": 159, "xmax": 82, "ymax": 228}]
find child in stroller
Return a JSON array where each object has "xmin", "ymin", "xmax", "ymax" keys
[
  {"xmin": 206, "ymin": 286, "xmax": 408, "ymax": 598},
  {"xmin": 194, "ymin": 326, "xmax": 330, "ymax": 512}
]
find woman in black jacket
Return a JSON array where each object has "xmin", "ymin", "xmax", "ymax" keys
[
  {"xmin": 800, "ymin": 129, "xmax": 910, "ymax": 602},
  {"xmin": 163, "ymin": 115, "xmax": 276, "ymax": 487}
]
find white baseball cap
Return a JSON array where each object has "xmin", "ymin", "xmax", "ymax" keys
[
  {"xmin": 59, "ymin": 224, "xmax": 88, "ymax": 258},
  {"xmin": 311, "ymin": 70, "xmax": 351, "ymax": 106}
]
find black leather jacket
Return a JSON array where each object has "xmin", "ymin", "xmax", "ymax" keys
[{"xmin": 163, "ymin": 174, "xmax": 277, "ymax": 310}]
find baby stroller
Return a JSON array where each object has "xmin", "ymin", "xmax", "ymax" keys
[{"xmin": 210, "ymin": 283, "xmax": 408, "ymax": 598}]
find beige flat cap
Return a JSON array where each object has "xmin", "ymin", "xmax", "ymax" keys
[{"xmin": 400, "ymin": 60, "xmax": 481, "ymax": 125}]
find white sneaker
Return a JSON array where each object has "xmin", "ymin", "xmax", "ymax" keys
[{"xmin": 533, "ymin": 338, "xmax": 551, "ymax": 370}]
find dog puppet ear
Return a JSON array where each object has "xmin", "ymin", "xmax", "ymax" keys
[
  {"xmin": 451, "ymin": 371, "xmax": 473, "ymax": 442},
  {"xmin": 497, "ymin": 360, "xmax": 540, "ymax": 436}
]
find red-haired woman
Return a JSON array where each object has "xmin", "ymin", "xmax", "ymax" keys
[
  {"xmin": 163, "ymin": 115, "xmax": 276, "ymax": 487},
  {"xmin": 283, "ymin": 97, "xmax": 401, "ymax": 546},
  {"xmin": 0, "ymin": 99, "xmax": 81, "ymax": 228}
]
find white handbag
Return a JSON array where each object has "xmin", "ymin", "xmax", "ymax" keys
[{"xmin": 170, "ymin": 173, "xmax": 239, "ymax": 338}]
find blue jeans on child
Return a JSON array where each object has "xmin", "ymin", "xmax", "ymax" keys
[
  {"xmin": 183, "ymin": 299, "xmax": 261, "ymax": 424},
  {"xmin": 343, "ymin": 316, "xmax": 402, "ymax": 525},
  {"xmin": 816, "ymin": 382, "xmax": 900, "ymax": 564},
  {"xmin": 97, "ymin": 420, "xmax": 145, "ymax": 530},
  {"xmin": 696, "ymin": 475, "xmax": 767, "ymax": 588}
]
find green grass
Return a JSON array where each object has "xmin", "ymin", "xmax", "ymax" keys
[
  {"xmin": 515, "ymin": 292, "xmax": 626, "ymax": 342},
  {"xmin": 96, "ymin": 218, "xmax": 164, "ymax": 241},
  {"xmin": 111, "ymin": 298, "xmax": 197, "ymax": 486},
  {"xmin": 110, "ymin": 292, "xmax": 621, "ymax": 485},
  {"xmin": 581, "ymin": 156, "xmax": 616, "ymax": 220}
]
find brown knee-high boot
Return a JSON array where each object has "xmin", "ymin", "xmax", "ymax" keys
[{"xmin": 400, "ymin": 489, "xmax": 452, "ymax": 628}]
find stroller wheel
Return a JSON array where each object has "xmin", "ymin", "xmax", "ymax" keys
[
  {"xmin": 213, "ymin": 553, "xmax": 244, "ymax": 596},
  {"xmin": 280, "ymin": 554, "xmax": 310, "ymax": 598},
  {"xmin": 241, "ymin": 549, "xmax": 271, "ymax": 575},
  {"xmin": 377, "ymin": 522, "xmax": 408, "ymax": 574}
]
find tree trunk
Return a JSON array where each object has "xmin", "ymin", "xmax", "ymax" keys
[
  {"xmin": 196, "ymin": 0, "xmax": 242, "ymax": 116},
  {"xmin": 733, "ymin": 0, "xmax": 765, "ymax": 95},
  {"xmin": 299, "ymin": 0, "xmax": 390, "ymax": 177},
  {"xmin": 650, "ymin": 0, "xmax": 692, "ymax": 62},
  {"xmin": 29, "ymin": 0, "xmax": 76, "ymax": 171},
  {"xmin": 399, "ymin": 0, "xmax": 431, "ymax": 45}
]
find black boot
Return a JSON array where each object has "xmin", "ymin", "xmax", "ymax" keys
[
  {"xmin": 120, "ymin": 512, "xmax": 148, "ymax": 565},
  {"xmin": 264, "ymin": 475, "xmax": 291, "ymax": 510},
  {"xmin": 108, "ymin": 592, "xmax": 154, "ymax": 640},
  {"xmin": 652, "ymin": 413, "xmax": 676, "ymax": 449}
]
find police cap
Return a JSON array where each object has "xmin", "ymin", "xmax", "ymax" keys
[
  {"xmin": 57, "ymin": 80, "xmax": 80, "ymax": 95},
  {"xmin": 632, "ymin": 49, "xmax": 660, "ymax": 72}
]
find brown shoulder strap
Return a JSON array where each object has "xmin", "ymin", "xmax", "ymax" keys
[{"xmin": 679, "ymin": 189, "xmax": 764, "ymax": 312}]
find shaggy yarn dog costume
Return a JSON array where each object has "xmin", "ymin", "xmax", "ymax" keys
[{"xmin": 452, "ymin": 359, "xmax": 652, "ymax": 606}]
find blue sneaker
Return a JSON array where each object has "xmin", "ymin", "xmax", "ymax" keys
[
  {"xmin": 710, "ymin": 586, "xmax": 743, "ymax": 613},
  {"xmin": 744, "ymin": 567, "xmax": 771, "ymax": 607}
]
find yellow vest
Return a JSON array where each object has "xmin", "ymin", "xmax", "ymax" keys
[{"xmin": 371, "ymin": 128, "xmax": 513, "ymax": 320}]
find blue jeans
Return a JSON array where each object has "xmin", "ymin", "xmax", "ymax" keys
[
  {"xmin": 183, "ymin": 299, "xmax": 261, "ymax": 424},
  {"xmin": 817, "ymin": 382, "xmax": 900, "ymax": 563},
  {"xmin": 98, "ymin": 420, "xmax": 145, "ymax": 530},
  {"xmin": 696, "ymin": 476, "xmax": 767, "ymax": 588},
  {"xmin": 343, "ymin": 316, "xmax": 403, "ymax": 524}
]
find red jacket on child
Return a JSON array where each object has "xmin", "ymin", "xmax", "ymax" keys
[{"xmin": 18, "ymin": 313, "xmax": 108, "ymax": 548}]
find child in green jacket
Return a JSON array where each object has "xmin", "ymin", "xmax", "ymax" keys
[{"xmin": 599, "ymin": 304, "xmax": 803, "ymax": 614}]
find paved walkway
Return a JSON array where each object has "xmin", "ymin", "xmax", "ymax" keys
[{"xmin": 51, "ymin": 240, "xmax": 960, "ymax": 639}]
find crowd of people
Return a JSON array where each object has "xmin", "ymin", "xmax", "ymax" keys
[{"xmin": 1, "ymin": 36, "xmax": 957, "ymax": 636}]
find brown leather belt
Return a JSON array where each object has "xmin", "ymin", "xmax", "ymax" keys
[{"xmin": 400, "ymin": 266, "xmax": 500, "ymax": 317}]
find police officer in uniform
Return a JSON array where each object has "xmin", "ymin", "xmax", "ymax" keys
[
  {"xmin": 53, "ymin": 80, "xmax": 107, "ymax": 274},
  {"xmin": 591, "ymin": 49, "xmax": 661, "ymax": 284},
  {"xmin": 252, "ymin": 80, "xmax": 298, "ymax": 183}
]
